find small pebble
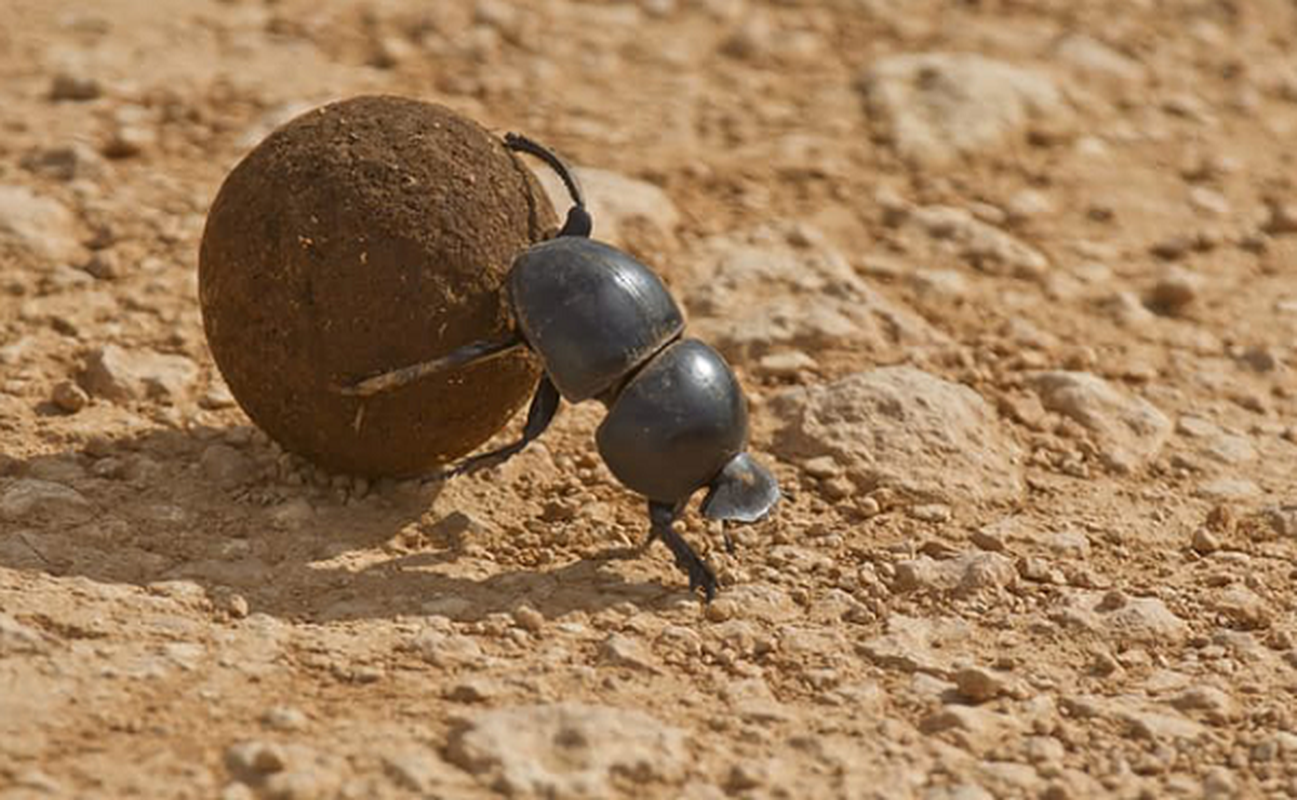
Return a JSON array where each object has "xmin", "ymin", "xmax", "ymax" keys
[
  {"xmin": 103, "ymin": 124, "xmax": 156, "ymax": 159},
  {"xmin": 512, "ymin": 605, "xmax": 544, "ymax": 633},
  {"xmin": 1145, "ymin": 267, "xmax": 1201, "ymax": 315},
  {"xmin": 705, "ymin": 598, "xmax": 736, "ymax": 622},
  {"xmin": 261, "ymin": 706, "xmax": 308, "ymax": 732},
  {"xmin": 225, "ymin": 741, "xmax": 287, "ymax": 777},
  {"xmin": 954, "ymin": 666, "xmax": 1008, "ymax": 703},
  {"xmin": 82, "ymin": 250, "xmax": 120, "ymax": 280},
  {"xmin": 1192, "ymin": 527, "xmax": 1220, "ymax": 554},
  {"xmin": 908, "ymin": 503, "xmax": 952, "ymax": 523},
  {"xmin": 49, "ymin": 72, "xmax": 101, "ymax": 101},
  {"xmin": 52, "ymin": 380, "xmax": 89, "ymax": 412},
  {"xmin": 1263, "ymin": 201, "xmax": 1297, "ymax": 235}
]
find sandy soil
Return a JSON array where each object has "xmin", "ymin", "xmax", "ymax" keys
[{"xmin": 3, "ymin": 1, "xmax": 1297, "ymax": 798}]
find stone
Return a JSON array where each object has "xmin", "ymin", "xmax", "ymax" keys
[
  {"xmin": 1063, "ymin": 695, "xmax": 1206, "ymax": 743},
  {"xmin": 1116, "ymin": 707, "xmax": 1207, "ymax": 742},
  {"xmin": 920, "ymin": 705, "xmax": 1022, "ymax": 753},
  {"xmin": 1038, "ymin": 528, "xmax": 1090, "ymax": 559},
  {"xmin": 1099, "ymin": 291, "xmax": 1156, "ymax": 326},
  {"xmin": 1030, "ymin": 372, "xmax": 1171, "ymax": 472},
  {"xmin": 1196, "ymin": 478, "xmax": 1260, "ymax": 501},
  {"xmin": 599, "ymin": 633, "xmax": 660, "ymax": 673},
  {"xmin": 20, "ymin": 142, "xmax": 108, "ymax": 182},
  {"xmin": 51, "ymin": 380, "xmax": 89, "ymax": 412},
  {"xmin": 261, "ymin": 706, "xmax": 308, "ymax": 732},
  {"xmin": 1054, "ymin": 591, "xmax": 1189, "ymax": 644},
  {"xmin": 1262, "ymin": 200, "xmax": 1297, "ymax": 235},
  {"xmin": 955, "ymin": 666, "xmax": 1010, "ymax": 703},
  {"xmin": 1170, "ymin": 686, "xmax": 1238, "ymax": 724},
  {"xmin": 0, "ymin": 184, "xmax": 81, "ymax": 263},
  {"xmin": 0, "ymin": 479, "xmax": 93, "ymax": 523},
  {"xmin": 410, "ymin": 628, "xmax": 484, "ymax": 668},
  {"xmin": 859, "ymin": 52, "xmax": 1069, "ymax": 165},
  {"xmin": 103, "ymin": 124, "xmax": 157, "ymax": 159},
  {"xmin": 82, "ymin": 250, "xmax": 120, "ymax": 280},
  {"xmin": 225, "ymin": 741, "xmax": 288, "ymax": 779},
  {"xmin": 446, "ymin": 676, "xmax": 503, "ymax": 703},
  {"xmin": 1201, "ymin": 432, "xmax": 1256, "ymax": 465},
  {"xmin": 49, "ymin": 71, "xmax": 102, "ymax": 101},
  {"xmin": 1192, "ymin": 527, "xmax": 1220, "ymax": 554},
  {"xmin": 1210, "ymin": 587, "xmax": 1270, "ymax": 629},
  {"xmin": 893, "ymin": 552, "xmax": 1016, "ymax": 595},
  {"xmin": 382, "ymin": 747, "xmax": 465, "ymax": 794},
  {"xmin": 1202, "ymin": 768, "xmax": 1238, "ymax": 800},
  {"xmin": 201, "ymin": 444, "xmax": 254, "ymax": 489},
  {"xmin": 512, "ymin": 605, "xmax": 544, "ymax": 633},
  {"xmin": 682, "ymin": 224, "xmax": 943, "ymax": 364},
  {"xmin": 1261, "ymin": 504, "xmax": 1297, "ymax": 538},
  {"xmin": 858, "ymin": 615, "xmax": 974, "ymax": 678},
  {"xmin": 1054, "ymin": 35, "xmax": 1146, "ymax": 83},
  {"xmin": 445, "ymin": 703, "xmax": 687, "ymax": 797},
  {"xmin": 774, "ymin": 367, "xmax": 1023, "ymax": 505},
  {"xmin": 81, "ymin": 344, "xmax": 198, "ymax": 402},
  {"xmin": 1145, "ymin": 267, "xmax": 1202, "ymax": 316},
  {"xmin": 909, "ymin": 503, "xmax": 952, "ymax": 523},
  {"xmin": 756, "ymin": 350, "xmax": 817, "ymax": 379},
  {"xmin": 0, "ymin": 613, "xmax": 53, "ymax": 655},
  {"xmin": 908, "ymin": 205, "xmax": 1051, "ymax": 278}
]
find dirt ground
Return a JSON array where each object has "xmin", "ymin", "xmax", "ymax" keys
[{"xmin": 4, "ymin": 0, "xmax": 1297, "ymax": 797}]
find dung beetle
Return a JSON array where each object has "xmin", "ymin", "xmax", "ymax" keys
[{"xmin": 338, "ymin": 133, "xmax": 780, "ymax": 600}]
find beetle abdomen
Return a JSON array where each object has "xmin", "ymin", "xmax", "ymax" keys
[
  {"xmin": 596, "ymin": 339, "xmax": 748, "ymax": 503},
  {"xmin": 509, "ymin": 238, "xmax": 684, "ymax": 402}
]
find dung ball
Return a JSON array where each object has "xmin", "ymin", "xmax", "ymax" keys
[{"xmin": 199, "ymin": 96, "xmax": 556, "ymax": 477}]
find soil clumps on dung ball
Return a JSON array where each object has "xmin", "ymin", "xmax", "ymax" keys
[{"xmin": 199, "ymin": 95, "xmax": 557, "ymax": 476}]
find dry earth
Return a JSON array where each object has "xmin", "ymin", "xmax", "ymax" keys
[{"xmin": 3, "ymin": 0, "xmax": 1297, "ymax": 798}]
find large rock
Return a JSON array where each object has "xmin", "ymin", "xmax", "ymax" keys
[
  {"xmin": 0, "ymin": 184, "xmax": 81, "ymax": 263},
  {"xmin": 1030, "ymin": 372, "xmax": 1171, "ymax": 472},
  {"xmin": 81, "ymin": 344, "xmax": 199, "ymax": 403},
  {"xmin": 859, "ymin": 52, "xmax": 1069, "ymax": 165},
  {"xmin": 683, "ymin": 225, "xmax": 944, "ymax": 363},
  {"xmin": 0, "ymin": 479, "xmax": 93, "ymax": 524},
  {"xmin": 1053, "ymin": 591, "xmax": 1189, "ymax": 645},
  {"xmin": 857, "ymin": 614, "xmax": 975, "ymax": 678},
  {"xmin": 773, "ymin": 367, "xmax": 1023, "ymax": 505},
  {"xmin": 446, "ymin": 703, "xmax": 687, "ymax": 798}
]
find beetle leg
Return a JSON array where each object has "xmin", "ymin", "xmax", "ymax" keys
[
  {"xmin": 647, "ymin": 500, "xmax": 718, "ymax": 602},
  {"xmin": 503, "ymin": 132, "xmax": 593, "ymax": 239},
  {"xmin": 416, "ymin": 377, "xmax": 561, "ymax": 481},
  {"xmin": 332, "ymin": 336, "xmax": 524, "ymax": 397}
]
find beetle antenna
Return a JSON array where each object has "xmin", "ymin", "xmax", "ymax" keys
[{"xmin": 504, "ymin": 132, "xmax": 592, "ymax": 238}]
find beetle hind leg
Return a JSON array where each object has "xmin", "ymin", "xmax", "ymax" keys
[
  {"xmin": 647, "ymin": 500, "xmax": 718, "ymax": 602},
  {"xmin": 417, "ymin": 377, "xmax": 561, "ymax": 482}
]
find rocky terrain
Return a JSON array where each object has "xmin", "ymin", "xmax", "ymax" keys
[{"xmin": 3, "ymin": 0, "xmax": 1297, "ymax": 797}]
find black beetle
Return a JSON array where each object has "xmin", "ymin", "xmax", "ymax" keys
[{"xmin": 338, "ymin": 133, "xmax": 779, "ymax": 600}]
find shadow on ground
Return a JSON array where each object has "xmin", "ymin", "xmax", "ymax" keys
[{"xmin": 0, "ymin": 424, "xmax": 678, "ymax": 622}]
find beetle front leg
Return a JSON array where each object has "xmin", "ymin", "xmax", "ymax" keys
[{"xmin": 647, "ymin": 500, "xmax": 718, "ymax": 602}]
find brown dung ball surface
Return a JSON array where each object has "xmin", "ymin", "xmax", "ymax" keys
[{"xmin": 199, "ymin": 95, "xmax": 556, "ymax": 477}]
